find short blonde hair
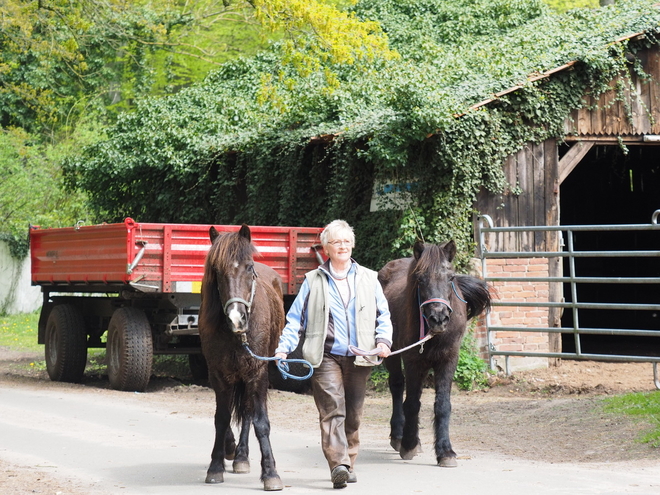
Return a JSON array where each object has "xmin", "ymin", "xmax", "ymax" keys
[{"xmin": 320, "ymin": 219, "xmax": 355, "ymax": 248}]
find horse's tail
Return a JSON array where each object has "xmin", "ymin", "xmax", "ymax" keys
[
  {"xmin": 456, "ymin": 274, "xmax": 492, "ymax": 319},
  {"xmin": 230, "ymin": 381, "xmax": 247, "ymax": 424}
]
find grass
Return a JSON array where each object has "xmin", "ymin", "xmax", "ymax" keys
[
  {"xmin": 602, "ymin": 391, "xmax": 660, "ymax": 447},
  {"xmin": 0, "ymin": 310, "xmax": 41, "ymax": 351}
]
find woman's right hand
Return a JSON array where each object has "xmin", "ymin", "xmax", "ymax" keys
[{"xmin": 274, "ymin": 352, "xmax": 287, "ymax": 361}]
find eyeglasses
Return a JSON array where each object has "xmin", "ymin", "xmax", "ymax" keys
[{"xmin": 328, "ymin": 239, "xmax": 352, "ymax": 247}]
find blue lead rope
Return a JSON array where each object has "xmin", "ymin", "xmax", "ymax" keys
[{"xmin": 243, "ymin": 343, "xmax": 314, "ymax": 381}]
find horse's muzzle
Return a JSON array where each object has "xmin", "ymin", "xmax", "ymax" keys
[
  {"xmin": 225, "ymin": 302, "xmax": 249, "ymax": 334},
  {"xmin": 423, "ymin": 305, "xmax": 451, "ymax": 334}
]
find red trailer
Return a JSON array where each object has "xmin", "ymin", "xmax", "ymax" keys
[{"xmin": 30, "ymin": 218, "xmax": 324, "ymax": 391}]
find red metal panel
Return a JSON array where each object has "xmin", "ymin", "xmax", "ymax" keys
[
  {"xmin": 30, "ymin": 219, "xmax": 324, "ymax": 295},
  {"xmin": 30, "ymin": 220, "xmax": 132, "ymax": 285}
]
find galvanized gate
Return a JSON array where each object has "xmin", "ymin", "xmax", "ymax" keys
[{"xmin": 476, "ymin": 210, "xmax": 660, "ymax": 388}]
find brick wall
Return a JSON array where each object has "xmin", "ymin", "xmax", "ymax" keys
[{"xmin": 472, "ymin": 257, "xmax": 551, "ymax": 372}]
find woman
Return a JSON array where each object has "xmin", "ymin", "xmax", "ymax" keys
[{"xmin": 274, "ymin": 219, "xmax": 392, "ymax": 489}]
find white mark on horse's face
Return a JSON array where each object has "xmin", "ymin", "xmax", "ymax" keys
[
  {"xmin": 232, "ymin": 261, "xmax": 239, "ymax": 269},
  {"xmin": 227, "ymin": 305, "xmax": 246, "ymax": 333}
]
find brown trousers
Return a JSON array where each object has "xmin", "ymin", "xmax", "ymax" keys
[{"xmin": 311, "ymin": 353, "xmax": 372, "ymax": 471}]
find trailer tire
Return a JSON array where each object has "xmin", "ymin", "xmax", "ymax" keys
[
  {"xmin": 107, "ymin": 307, "xmax": 153, "ymax": 392},
  {"xmin": 45, "ymin": 304, "xmax": 88, "ymax": 383}
]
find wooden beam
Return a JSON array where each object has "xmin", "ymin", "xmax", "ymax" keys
[{"xmin": 558, "ymin": 141, "xmax": 594, "ymax": 184}]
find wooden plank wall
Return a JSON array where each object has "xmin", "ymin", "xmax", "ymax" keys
[
  {"xmin": 565, "ymin": 44, "xmax": 660, "ymax": 137},
  {"xmin": 475, "ymin": 139, "xmax": 559, "ymax": 253}
]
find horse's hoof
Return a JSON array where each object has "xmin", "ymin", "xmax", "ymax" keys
[
  {"xmin": 438, "ymin": 456, "xmax": 458, "ymax": 468},
  {"xmin": 399, "ymin": 442, "xmax": 422, "ymax": 460},
  {"xmin": 390, "ymin": 438, "xmax": 402, "ymax": 451},
  {"xmin": 224, "ymin": 452, "xmax": 235, "ymax": 461},
  {"xmin": 233, "ymin": 460, "xmax": 251, "ymax": 474},
  {"xmin": 264, "ymin": 476, "xmax": 284, "ymax": 491},
  {"xmin": 399, "ymin": 448, "xmax": 417, "ymax": 460},
  {"xmin": 205, "ymin": 472, "xmax": 224, "ymax": 484}
]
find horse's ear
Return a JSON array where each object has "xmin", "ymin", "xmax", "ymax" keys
[
  {"xmin": 209, "ymin": 226, "xmax": 220, "ymax": 243},
  {"xmin": 442, "ymin": 240, "xmax": 457, "ymax": 262},
  {"xmin": 413, "ymin": 240, "xmax": 425, "ymax": 260},
  {"xmin": 238, "ymin": 224, "xmax": 251, "ymax": 242}
]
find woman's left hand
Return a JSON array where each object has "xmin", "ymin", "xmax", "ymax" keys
[{"xmin": 376, "ymin": 343, "xmax": 391, "ymax": 358}]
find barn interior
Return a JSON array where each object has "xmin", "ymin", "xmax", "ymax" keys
[{"xmin": 559, "ymin": 144, "xmax": 660, "ymax": 357}]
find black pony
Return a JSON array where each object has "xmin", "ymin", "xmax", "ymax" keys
[
  {"xmin": 378, "ymin": 240, "xmax": 491, "ymax": 467},
  {"xmin": 198, "ymin": 225, "xmax": 285, "ymax": 491}
]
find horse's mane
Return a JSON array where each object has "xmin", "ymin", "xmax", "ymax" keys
[
  {"xmin": 206, "ymin": 231, "xmax": 258, "ymax": 274},
  {"xmin": 411, "ymin": 243, "xmax": 449, "ymax": 278}
]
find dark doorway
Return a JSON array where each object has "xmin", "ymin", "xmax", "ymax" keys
[{"xmin": 559, "ymin": 144, "xmax": 660, "ymax": 357}]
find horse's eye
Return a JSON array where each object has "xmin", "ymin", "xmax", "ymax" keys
[{"xmin": 247, "ymin": 264, "xmax": 255, "ymax": 274}]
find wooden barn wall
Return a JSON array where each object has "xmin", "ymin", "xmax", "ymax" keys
[
  {"xmin": 475, "ymin": 139, "xmax": 559, "ymax": 253},
  {"xmin": 565, "ymin": 43, "xmax": 660, "ymax": 137}
]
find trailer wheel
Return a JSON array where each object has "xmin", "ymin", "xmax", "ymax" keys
[
  {"xmin": 107, "ymin": 307, "xmax": 153, "ymax": 392},
  {"xmin": 45, "ymin": 304, "xmax": 88, "ymax": 383}
]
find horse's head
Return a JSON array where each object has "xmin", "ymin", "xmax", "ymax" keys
[
  {"xmin": 412, "ymin": 239, "xmax": 457, "ymax": 335},
  {"xmin": 207, "ymin": 224, "xmax": 258, "ymax": 337}
]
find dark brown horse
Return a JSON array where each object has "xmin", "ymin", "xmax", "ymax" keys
[
  {"xmin": 378, "ymin": 240, "xmax": 491, "ymax": 467},
  {"xmin": 198, "ymin": 225, "xmax": 285, "ymax": 491}
]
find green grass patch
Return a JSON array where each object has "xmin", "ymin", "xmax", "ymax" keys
[
  {"xmin": 0, "ymin": 310, "xmax": 40, "ymax": 351},
  {"xmin": 602, "ymin": 391, "xmax": 660, "ymax": 447}
]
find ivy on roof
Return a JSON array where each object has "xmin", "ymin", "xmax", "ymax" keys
[{"xmin": 63, "ymin": 0, "xmax": 660, "ymax": 268}]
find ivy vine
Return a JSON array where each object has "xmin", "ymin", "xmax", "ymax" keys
[{"xmin": 63, "ymin": 0, "xmax": 660, "ymax": 269}]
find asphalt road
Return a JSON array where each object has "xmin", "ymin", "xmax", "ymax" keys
[{"xmin": 1, "ymin": 383, "xmax": 659, "ymax": 495}]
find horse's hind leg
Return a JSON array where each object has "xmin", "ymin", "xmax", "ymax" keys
[
  {"xmin": 252, "ymin": 385, "xmax": 283, "ymax": 491},
  {"xmin": 224, "ymin": 427, "xmax": 237, "ymax": 460},
  {"xmin": 232, "ymin": 416, "xmax": 251, "ymax": 474},
  {"xmin": 385, "ymin": 355, "xmax": 404, "ymax": 451}
]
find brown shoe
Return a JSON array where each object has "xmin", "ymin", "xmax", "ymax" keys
[{"xmin": 331, "ymin": 465, "xmax": 349, "ymax": 489}]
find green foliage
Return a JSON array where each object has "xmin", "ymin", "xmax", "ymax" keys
[
  {"xmin": 454, "ymin": 329, "xmax": 489, "ymax": 391},
  {"xmin": 62, "ymin": 0, "xmax": 660, "ymax": 267},
  {"xmin": 544, "ymin": 0, "xmax": 599, "ymax": 13},
  {"xmin": 369, "ymin": 365, "xmax": 391, "ymax": 392},
  {"xmin": 603, "ymin": 391, "xmax": 660, "ymax": 447},
  {"xmin": 0, "ymin": 126, "xmax": 93, "ymax": 258}
]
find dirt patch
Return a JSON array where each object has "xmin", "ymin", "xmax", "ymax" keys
[{"xmin": 1, "ymin": 350, "xmax": 659, "ymax": 493}]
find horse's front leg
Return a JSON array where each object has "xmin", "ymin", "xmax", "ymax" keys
[
  {"xmin": 433, "ymin": 354, "xmax": 460, "ymax": 467},
  {"xmin": 206, "ymin": 392, "xmax": 231, "ymax": 483},
  {"xmin": 400, "ymin": 359, "xmax": 426, "ymax": 460},
  {"xmin": 232, "ymin": 411, "xmax": 252, "ymax": 474},
  {"xmin": 251, "ymin": 380, "xmax": 283, "ymax": 491},
  {"xmin": 385, "ymin": 355, "xmax": 405, "ymax": 451}
]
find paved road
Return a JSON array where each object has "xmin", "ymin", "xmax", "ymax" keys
[{"xmin": 1, "ymin": 383, "xmax": 659, "ymax": 495}]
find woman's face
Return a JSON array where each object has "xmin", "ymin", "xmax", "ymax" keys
[{"xmin": 324, "ymin": 232, "xmax": 353, "ymax": 264}]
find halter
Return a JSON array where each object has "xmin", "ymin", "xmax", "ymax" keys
[
  {"xmin": 222, "ymin": 275, "xmax": 257, "ymax": 316},
  {"xmin": 417, "ymin": 280, "xmax": 467, "ymax": 339}
]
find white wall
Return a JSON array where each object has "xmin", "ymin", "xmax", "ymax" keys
[{"xmin": 0, "ymin": 241, "xmax": 42, "ymax": 315}]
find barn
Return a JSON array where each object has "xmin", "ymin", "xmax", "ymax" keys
[{"xmin": 473, "ymin": 33, "xmax": 660, "ymax": 373}]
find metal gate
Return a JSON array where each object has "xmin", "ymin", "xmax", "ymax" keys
[{"xmin": 475, "ymin": 210, "xmax": 660, "ymax": 388}]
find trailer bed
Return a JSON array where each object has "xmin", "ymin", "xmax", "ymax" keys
[{"xmin": 30, "ymin": 218, "xmax": 324, "ymax": 295}]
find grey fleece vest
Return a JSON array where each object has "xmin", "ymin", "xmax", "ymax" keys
[{"xmin": 301, "ymin": 266, "xmax": 379, "ymax": 367}]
